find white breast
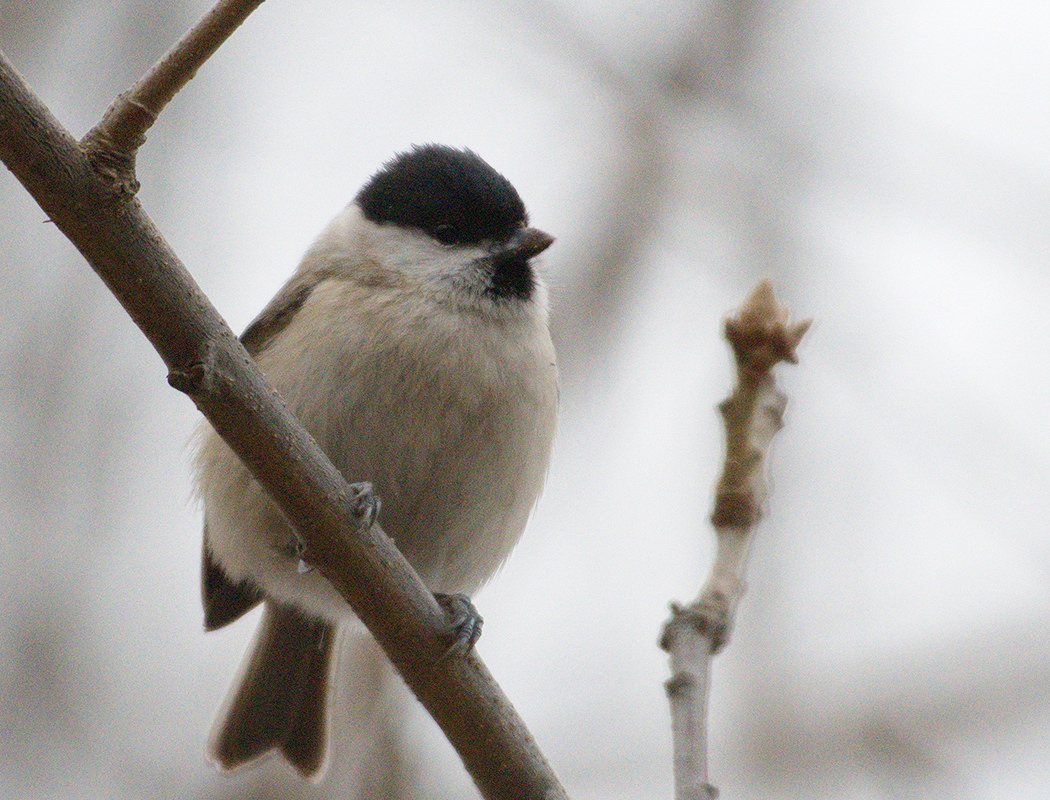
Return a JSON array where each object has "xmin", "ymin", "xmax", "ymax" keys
[{"xmin": 195, "ymin": 276, "xmax": 558, "ymax": 622}]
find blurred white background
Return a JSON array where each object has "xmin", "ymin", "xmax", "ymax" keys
[{"xmin": 2, "ymin": 1, "xmax": 1050, "ymax": 798}]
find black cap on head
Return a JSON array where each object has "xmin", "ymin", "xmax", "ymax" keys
[{"xmin": 356, "ymin": 145, "xmax": 528, "ymax": 247}]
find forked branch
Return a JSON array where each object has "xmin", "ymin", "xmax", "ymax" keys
[{"xmin": 81, "ymin": 0, "xmax": 266, "ymax": 194}]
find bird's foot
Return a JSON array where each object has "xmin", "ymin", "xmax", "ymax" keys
[
  {"xmin": 347, "ymin": 481, "xmax": 381, "ymax": 531},
  {"xmin": 434, "ymin": 592, "xmax": 483, "ymax": 657}
]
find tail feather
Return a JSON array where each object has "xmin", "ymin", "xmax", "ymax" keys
[{"xmin": 209, "ymin": 602, "xmax": 336, "ymax": 779}]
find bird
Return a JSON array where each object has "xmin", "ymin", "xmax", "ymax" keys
[{"xmin": 193, "ymin": 144, "xmax": 559, "ymax": 780}]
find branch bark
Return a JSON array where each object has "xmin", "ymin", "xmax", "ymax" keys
[
  {"xmin": 81, "ymin": 0, "xmax": 266, "ymax": 194},
  {"xmin": 660, "ymin": 280, "xmax": 809, "ymax": 800},
  {"xmin": 0, "ymin": 39, "xmax": 567, "ymax": 800}
]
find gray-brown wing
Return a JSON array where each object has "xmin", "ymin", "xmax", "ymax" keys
[{"xmin": 239, "ymin": 273, "xmax": 325, "ymax": 357}]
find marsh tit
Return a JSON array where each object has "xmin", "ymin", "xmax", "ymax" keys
[{"xmin": 194, "ymin": 144, "xmax": 558, "ymax": 779}]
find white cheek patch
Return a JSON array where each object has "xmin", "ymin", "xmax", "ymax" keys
[
  {"xmin": 370, "ymin": 225, "xmax": 482, "ymax": 273},
  {"xmin": 364, "ymin": 224, "xmax": 493, "ymax": 295}
]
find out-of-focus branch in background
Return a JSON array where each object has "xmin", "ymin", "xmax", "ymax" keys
[{"xmin": 661, "ymin": 281, "xmax": 809, "ymax": 799}]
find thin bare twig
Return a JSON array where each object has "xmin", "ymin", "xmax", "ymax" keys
[
  {"xmin": 0, "ymin": 47, "xmax": 567, "ymax": 800},
  {"xmin": 80, "ymin": 0, "xmax": 266, "ymax": 194},
  {"xmin": 660, "ymin": 280, "xmax": 810, "ymax": 799}
]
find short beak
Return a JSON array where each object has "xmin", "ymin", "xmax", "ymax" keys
[{"xmin": 507, "ymin": 227, "xmax": 555, "ymax": 259}]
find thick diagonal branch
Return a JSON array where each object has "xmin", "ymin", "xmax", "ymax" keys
[
  {"xmin": 660, "ymin": 280, "xmax": 809, "ymax": 800},
  {"xmin": 0, "ymin": 50, "xmax": 566, "ymax": 800}
]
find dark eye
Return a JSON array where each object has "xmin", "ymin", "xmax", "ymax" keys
[{"xmin": 431, "ymin": 223, "xmax": 460, "ymax": 246}]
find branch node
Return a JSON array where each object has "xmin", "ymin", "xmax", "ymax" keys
[
  {"xmin": 664, "ymin": 671, "xmax": 696, "ymax": 697},
  {"xmin": 167, "ymin": 361, "xmax": 212, "ymax": 396},
  {"xmin": 661, "ymin": 598, "xmax": 730, "ymax": 653},
  {"xmin": 711, "ymin": 490, "xmax": 761, "ymax": 528},
  {"xmin": 80, "ymin": 123, "xmax": 142, "ymax": 199},
  {"xmin": 344, "ymin": 481, "xmax": 381, "ymax": 532}
]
